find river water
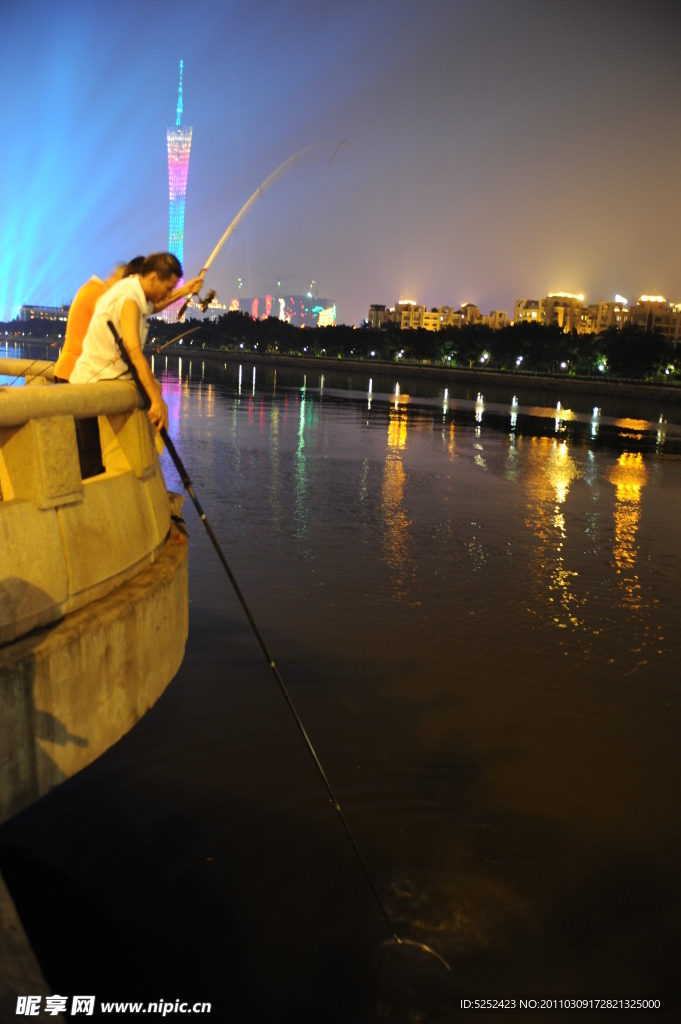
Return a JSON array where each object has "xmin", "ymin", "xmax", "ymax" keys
[{"xmin": 1, "ymin": 356, "xmax": 680, "ymax": 1019}]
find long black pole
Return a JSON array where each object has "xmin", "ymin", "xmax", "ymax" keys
[{"xmin": 106, "ymin": 322, "xmax": 399, "ymax": 941}]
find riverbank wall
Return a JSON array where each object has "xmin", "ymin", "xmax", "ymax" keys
[{"xmin": 152, "ymin": 347, "xmax": 681, "ymax": 403}]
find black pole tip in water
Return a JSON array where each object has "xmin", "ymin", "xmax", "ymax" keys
[{"xmin": 372, "ymin": 937, "xmax": 451, "ymax": 1017}]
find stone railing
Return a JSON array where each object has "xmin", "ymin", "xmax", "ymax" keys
[
  {"xmin": 0, "ymin": 367, "xmax": 171, "ymax": 646},
  {"xmin": 0, "ymin": 357, "xmax": 56, "ymax": 385}
]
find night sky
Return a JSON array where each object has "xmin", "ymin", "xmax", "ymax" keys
[{"xmin": 2, "ymin": 0, "xmax": 680, "ymax": 323}]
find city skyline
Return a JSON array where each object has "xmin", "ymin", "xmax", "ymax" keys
[{"xmin": 1, "ymin": 2, "xmax": 680, "ymax": 324}]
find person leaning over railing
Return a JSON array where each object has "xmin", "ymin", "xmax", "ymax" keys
[
  {"xmin": 54, "ymin": 256, "xmax": 145, "ymax": 478},
  {"xmin": 54, "ymin": 257, "xmax": 144, "ymax": 383},
  {"xmin": 70, "ymin": 253, "xmax": 202, "ymax": 475}
]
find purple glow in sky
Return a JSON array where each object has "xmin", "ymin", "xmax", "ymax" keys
[{"xmin": 1, "ymin": 0, "xmax": 680, "ymax": 323}]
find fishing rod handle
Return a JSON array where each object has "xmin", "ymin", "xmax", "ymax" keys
[{"xmin": 175, "ymin": 271, "xmax": 205, "ymax": 322}]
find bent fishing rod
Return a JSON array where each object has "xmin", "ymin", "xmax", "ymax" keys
[
  {"xmin": 176, "ymin": 140, "xmax": 349, "ymax": 321},
  {"xmin": 147, "ymin": 324, "xmax": 200, "ymax": 353},
  {"xmin": 106, "ymin": 319, "xmax": 449, "ymax": 972}
]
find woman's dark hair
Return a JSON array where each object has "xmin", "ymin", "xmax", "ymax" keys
[
  {"xmin": 140, "ymin": 252, "xmax": 183, "ymax": 281},
  {"xmin": 122, "ymin": 256, "xmax": 145, "ymax": 277}
]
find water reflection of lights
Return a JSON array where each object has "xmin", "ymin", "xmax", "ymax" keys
[
  {"xmin": 382, "ymin": 408, "xmax": 411, "ymax": 586},
  {"xmin": 606, "ymin": 453, "xmax": 648, "ymax": 609},
  {"xmin": 448, "ymin": 420, "xmax": 456, "ymax": 460},
  {"xmin": 614, "ymin": 417, "xmax": 648, "ymax": 432},
  {"xmin": 554, "ymin": 401, "xmax": 571, "ymax": 434},
  {"xmin": 160, "ymin": 370, "xmax": 183, "ymax": 437},
  {"xmin": 238, "ymin": 364, "xmax": 242, "ymax": 396},
  {"xmin": 388, "ymin": 408, "xmax": 408, "ymax": 450},
  {"xmin": 524, "ymin": 437, "xmax": 582, "ymax": 628},
  {"xmin": 591, "ymin": 406, "xmax": 599, "ymax": 438},
  {"xmin": 294, "ymin": 391, "xmax": 308, "ymax": 539},
  {"xmin": 268, "ymin": 403, "xmax": 282, "ymax": 527},
  {"xmin": 394, "ymin": 382, "xmax": 400, "ymax": 409},
  {"xmin": 252, "ymin": 367, "xmax": 256, "ymax": 396},
  {"xmin": 475, "ymin": 393, "xmax": 484, "ymax": 423}
]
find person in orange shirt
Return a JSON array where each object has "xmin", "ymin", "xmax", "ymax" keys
[
  {"xmin": 54, "ymin": 256, "xmax": 144, "ymax": 477},
  {"xmin": 54, "ymin": 256, "xmax": 145, "ymax": 382}
]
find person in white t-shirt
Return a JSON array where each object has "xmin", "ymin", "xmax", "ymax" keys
[{"xmin": 71, "ymin": 252, "xmax": 202, "ymax": 434}]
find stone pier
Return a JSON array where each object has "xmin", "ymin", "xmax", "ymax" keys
[{"xmin": 0, "ymin": 360, "xmax": 190, "ymax": 1010}]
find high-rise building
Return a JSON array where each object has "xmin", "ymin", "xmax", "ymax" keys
[{"xmin": 164, "ymin": 61, "xmax": 192, "ymax": 321}]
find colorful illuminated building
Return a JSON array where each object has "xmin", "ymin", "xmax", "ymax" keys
[
  {"xmin": 164, "ymin": 61, "xmax": 192, "ymax": 321},
  {"xmin": 234, "ymin": 294, "xmax": 336, "ymax": 327}
]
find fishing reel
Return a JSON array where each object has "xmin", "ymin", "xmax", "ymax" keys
[
  {"xmin": 176, "ymin": 288, "xmax": 215, "ymax": 322},
  {"xmin": 198, "ymin": 289, "xmax": 216, "ymax": 312}
]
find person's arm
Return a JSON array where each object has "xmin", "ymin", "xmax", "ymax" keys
[
  {"xmin": 153, "ymin": 276, "xmax": 204, "ymax": 313},
  {"xmin": 119, "ymin": 299, "xmax": 168, "ymax": 432}
]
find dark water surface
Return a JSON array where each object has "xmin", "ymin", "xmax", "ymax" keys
[{"xmin": 1, "ymin": 358, "xmax": 680, "ymax": 1020}]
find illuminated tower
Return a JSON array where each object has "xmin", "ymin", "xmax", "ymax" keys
[{"xmin": 165, "ymin": 60, "xmax": 192, "ymax": 321}]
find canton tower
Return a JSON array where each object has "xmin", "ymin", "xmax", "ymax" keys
[{"xmin": 165, "ymin": 60, "xmax": 192, "ymax": 321}]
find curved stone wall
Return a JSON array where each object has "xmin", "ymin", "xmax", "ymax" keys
[
  {"xmin": 1, "ymin": 408, "xmax": 171, "ymax": 646},
  {"xmin": 0, "ymin": 536, "xmax": 188, "ymax": 825}
]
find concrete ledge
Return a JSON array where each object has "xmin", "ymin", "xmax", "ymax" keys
[
  {"xmin": 0, "ymin": 537, "xmax": 188, "ymax": 826},
  {"xmin": 0, "ymin": 357, "xmax": 55, "ymax": 383},
  {"xmin": 0, "ymin": 381, "xmax": 143, "ymax": 426}
]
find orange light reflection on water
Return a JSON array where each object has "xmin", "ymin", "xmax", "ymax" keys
[
  {"xmin": 382, "ymin": 408, "xmax": 412, "ymax": 592},
  {"xmin": 606, "ymin": 453, "xmax": 648, "ymax": 610},
  {"xmin": 523, "ymin": 437, "xmax": 582, "ymax": 628}
]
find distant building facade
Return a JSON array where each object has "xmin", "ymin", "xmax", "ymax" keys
[
  {"xmin": 514, "ymin": 298, "xmax": 546, "ymax": 324},
  {"xmin": 628, "ymin": 297, "xmax": 681, "ymax": 342},
  {"xmin": 368, "ymin": 304, "xmax": 387, "ymax": 328},
  {"xmin": 368, "ymin": 301, "xmax": 507, "ymax": 331},
  {"xmin": 483, "ymin": 310, "xmax": 508, "ymax": 330},
  {"xmin": 594, "ymin": 298, "xmax": 629, "ymax": 332},
  {"xmin": 544, "ymin": 294, "xmax": 585, "ymax": 332},
  {"xmin": 317, "ymin": 304, "xmax": 337, "ymax": 327},
  {"xmin": 19, "ymin": 304, "xmax": 70, "ymax": 322},
  {"xmin": 368, "ymin": 290, "xmax": 681, "ymax": 341}
]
